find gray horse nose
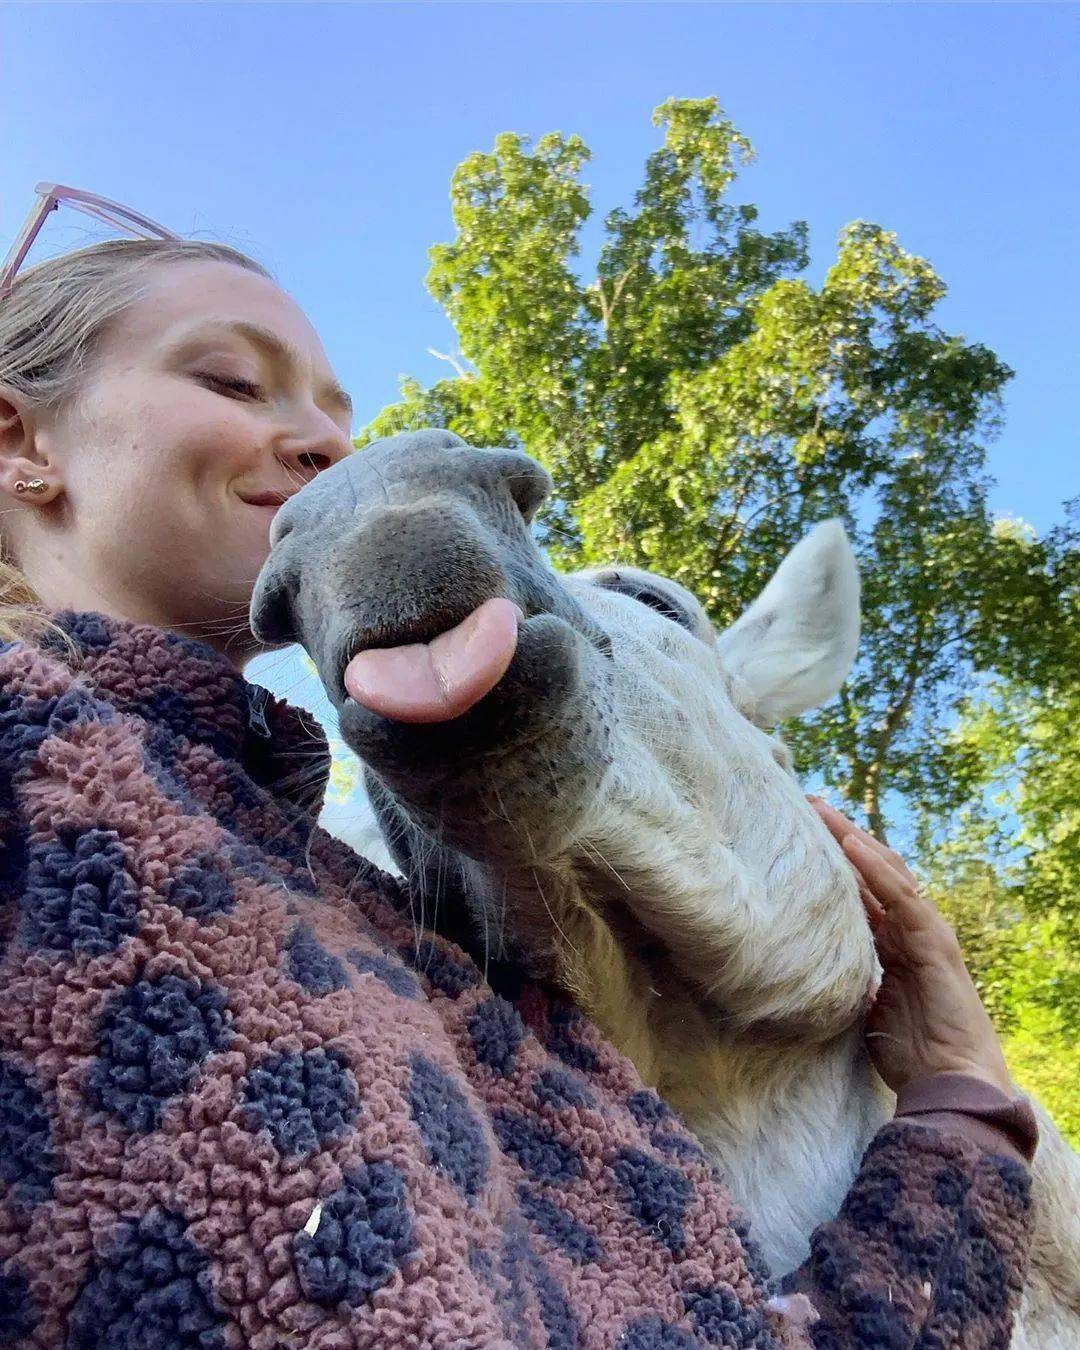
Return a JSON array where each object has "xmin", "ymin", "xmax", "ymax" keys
[
  {"xmin": 250, "ymin": 429, "xmax": 555, "ymax": 646},
  {"xmin": 275, "ymin": 430, "xmax": 552, "ymax": 540}
]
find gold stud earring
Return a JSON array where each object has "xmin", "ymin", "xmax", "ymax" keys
[{"xmin": 14, "ymin": 478, "xmax": 47, "ymax": 495}]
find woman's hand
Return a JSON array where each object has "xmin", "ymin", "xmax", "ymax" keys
[{"xmin": 810, "ymin": 798, "xmax": 1013, "ymax": 1097}]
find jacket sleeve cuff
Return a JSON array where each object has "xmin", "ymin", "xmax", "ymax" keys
[{"xmin": 894, "ymin": 1071, "xmax": 1039, "ymax": 1165}]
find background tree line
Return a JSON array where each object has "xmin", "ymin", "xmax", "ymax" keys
[{"xmin": 352, "ymin": 99, "xmax": 1079, "ymax": 1139}]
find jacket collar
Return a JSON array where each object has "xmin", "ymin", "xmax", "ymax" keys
[{"xmin": 42, "ymin": 610, "xmax": 331, "ymax": 808}]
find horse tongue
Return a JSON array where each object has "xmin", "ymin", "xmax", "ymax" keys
[{"xmin": 343, "ymin": 597, "xmax": 521, "ymax": 724}]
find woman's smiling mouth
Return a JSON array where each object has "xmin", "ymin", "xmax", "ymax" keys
[{"xmin": 238, "ymin": 489, "xmax": 295, "ymax": 514}]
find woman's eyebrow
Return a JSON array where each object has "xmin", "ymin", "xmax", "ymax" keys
[{"xmin": 175, "ymin": 319, "xmax": 354, "ymax": 419}]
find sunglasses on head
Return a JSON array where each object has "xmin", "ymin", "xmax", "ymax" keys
[{"xmin": 1, "ymin": 181, "xmax": 179, "ymax": 298}]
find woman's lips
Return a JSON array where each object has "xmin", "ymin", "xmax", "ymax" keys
[{"xmin": 238, "ymin": 491, "xmax": 292, "ymax": 512}]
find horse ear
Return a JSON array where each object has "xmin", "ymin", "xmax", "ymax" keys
[{"xmin": 716, "ymin": 520, "xmax": 860, "ymax": 724}]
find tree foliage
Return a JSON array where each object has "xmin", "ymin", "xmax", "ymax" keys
[
  {"xmin": 951, "ymin": 508, "xmax": 1080, "ymax": 919},
  {"xmin": 923, "ymin": 506, "xmax": 1080, "ymax": 1138},
  {"xmin": 358, "ymin": 99, "xmax": 1079, "ymax": 1138},
  {"xmin": 361, "ymin": 98, "xmax": 1067, "ymax": 838}
]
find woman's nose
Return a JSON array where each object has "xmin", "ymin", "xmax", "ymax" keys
[{"xmin": 276, "ymin": 410, "xmax": 353, "ymax": 479}]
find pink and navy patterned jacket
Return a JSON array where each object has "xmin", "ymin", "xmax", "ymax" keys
[{"xmin": 0, "ymin": 612, "xmax": 1032, "ymax": 1348}]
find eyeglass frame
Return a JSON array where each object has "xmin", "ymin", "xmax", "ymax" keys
[{"xmin": 0, "ymin": 181, "xmax": 180, "ymax": 298}]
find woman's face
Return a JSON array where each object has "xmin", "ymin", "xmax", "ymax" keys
[{"xmin": 26, "ymin": 259, "xmax": 354, "ymax": 660}]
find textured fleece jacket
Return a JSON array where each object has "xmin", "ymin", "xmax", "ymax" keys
[{"xmin": 0, "ymin": 612, "xmax": 1033, "ymax": 1349}]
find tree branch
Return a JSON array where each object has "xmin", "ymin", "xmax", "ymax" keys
[
  {"xmin": 427, "ymin": 348, "xmax": 474, "ymax": 380},
  {"xmin": 718, "ymin": 484, "xmax": 806, "ymax": 560},
  {"xmin": 593, "ymin": 265, "xmax": 637, "ymax": 334}
]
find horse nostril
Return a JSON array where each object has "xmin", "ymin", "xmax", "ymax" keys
[
  {"xmin": 251, "ymin": 557, "xmax": 300, "ymax": 646},
  {"xmin": 486, "ymin": 449, "xmax": 553, "ymax": 524},
  {"xmin": 269, "ymin": 514, "xmax": 295, "ymax": 549}
]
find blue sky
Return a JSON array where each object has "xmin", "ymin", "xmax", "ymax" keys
[
  {"xmin": 3, "ymin": 3, "xmax": 1078, "ymax": 833},
  {"xmin": 3, "ymin": 3, "xmax": 1077, "ymax": 534}
]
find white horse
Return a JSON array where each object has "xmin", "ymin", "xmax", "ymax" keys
[{"xmin": 253, "ymin": 429, "xmax": 1080, "ymax": 1348}]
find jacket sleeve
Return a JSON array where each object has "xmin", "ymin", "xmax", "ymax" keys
[{"xmin": 779, "ymin": 1114, "xmax": 1033, "ymax": 1349}]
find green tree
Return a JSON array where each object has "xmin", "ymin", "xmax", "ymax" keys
[
  {"xmin": 360, "ymin": 98, "xmax": 1064, "ymax": 847},
  {"xmin": 932, "ymin": 859, "xmax": 1080, "ymax": 1144},
  {"xmin": 918, "ymin": 509, "xmax": 1079, "ymax": 1140},
  {"xmin": 941, "ymin": 507, "xmax": 1080, "ymax": 932},
  {"xmin": 925, "ymin": 831, "xmax": 1080, "ymax": 1145}
]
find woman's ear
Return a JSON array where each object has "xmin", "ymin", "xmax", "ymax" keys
[
  {"xmin": 0, "ymin": 389, "xmax": 25, "ymax": 455},
  {"xmin": 0, "ymin": 389, "xmax": 62, "ymax": 502}
]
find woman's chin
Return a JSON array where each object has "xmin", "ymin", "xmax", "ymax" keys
[
  {"xmin": 243, "ymin": 500, "xmax": 280, "ymax": 530},
  {"xmin": 234, "ymin": 500, "xmax": 279, "ymax": 557}
]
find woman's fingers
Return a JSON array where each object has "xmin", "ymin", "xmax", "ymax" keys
[
  {"xmin": 809, "ymin": 796, "xmax": 859, "ymax": 847},
  {"xmin": 845, "ymin": 834, "xmax": 960, "ymax": 965},
  {"xmin": 816, "ymin": 801, "xmax": 907, "ymax": 874},
  {"xmin": 806, "ymin": 802, "xmax": 1010, "ymax": 1096},
  {"xmin": 810, "ymin": 798, "xmax": 883, "ymax": 913},
  {"xmin": 859, "ymin": 884, "xmax": 887, "ymax": 929},
  {"xmin": 810, "ymin": 797, "xmax": 921, "ymax": 892},
  {"xmin": 843, "ymin": 835, "xmax": 916, "ymax": 910},
  {"xmin": 810, "ymin": 798, "xmax": 899, "ymax": 872},
  {"xmin": 810, "ymin": 796, "xmax": 934, "ymax": 935}
]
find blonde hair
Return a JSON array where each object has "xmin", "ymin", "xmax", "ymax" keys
[{"xmin": 0, "ymin": 237, "xmax": 271, "ymax": 645}]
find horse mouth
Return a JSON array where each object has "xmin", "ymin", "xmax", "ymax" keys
[{"xmin": 339, "ymin": 597, "xmax": 526, "ymax": 724}]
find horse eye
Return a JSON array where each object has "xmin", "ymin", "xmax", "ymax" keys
[{"xmin": 596, "ymin": 573, "xmax": 694, "ymax": 629}]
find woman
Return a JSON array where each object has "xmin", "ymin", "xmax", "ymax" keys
[{"xmin": 0, "ymin": 234, "xmax": 1036, "ymax": 1348}]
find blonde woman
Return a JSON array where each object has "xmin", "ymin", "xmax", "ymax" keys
[{"xmin": 0, "ymin": 187, "xmax": 1035, "ymax": 1348}]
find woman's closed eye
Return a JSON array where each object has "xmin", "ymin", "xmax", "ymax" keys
[{"xmin": 197, "ymin": 371, "xmax": 266, "ymax": 401}]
